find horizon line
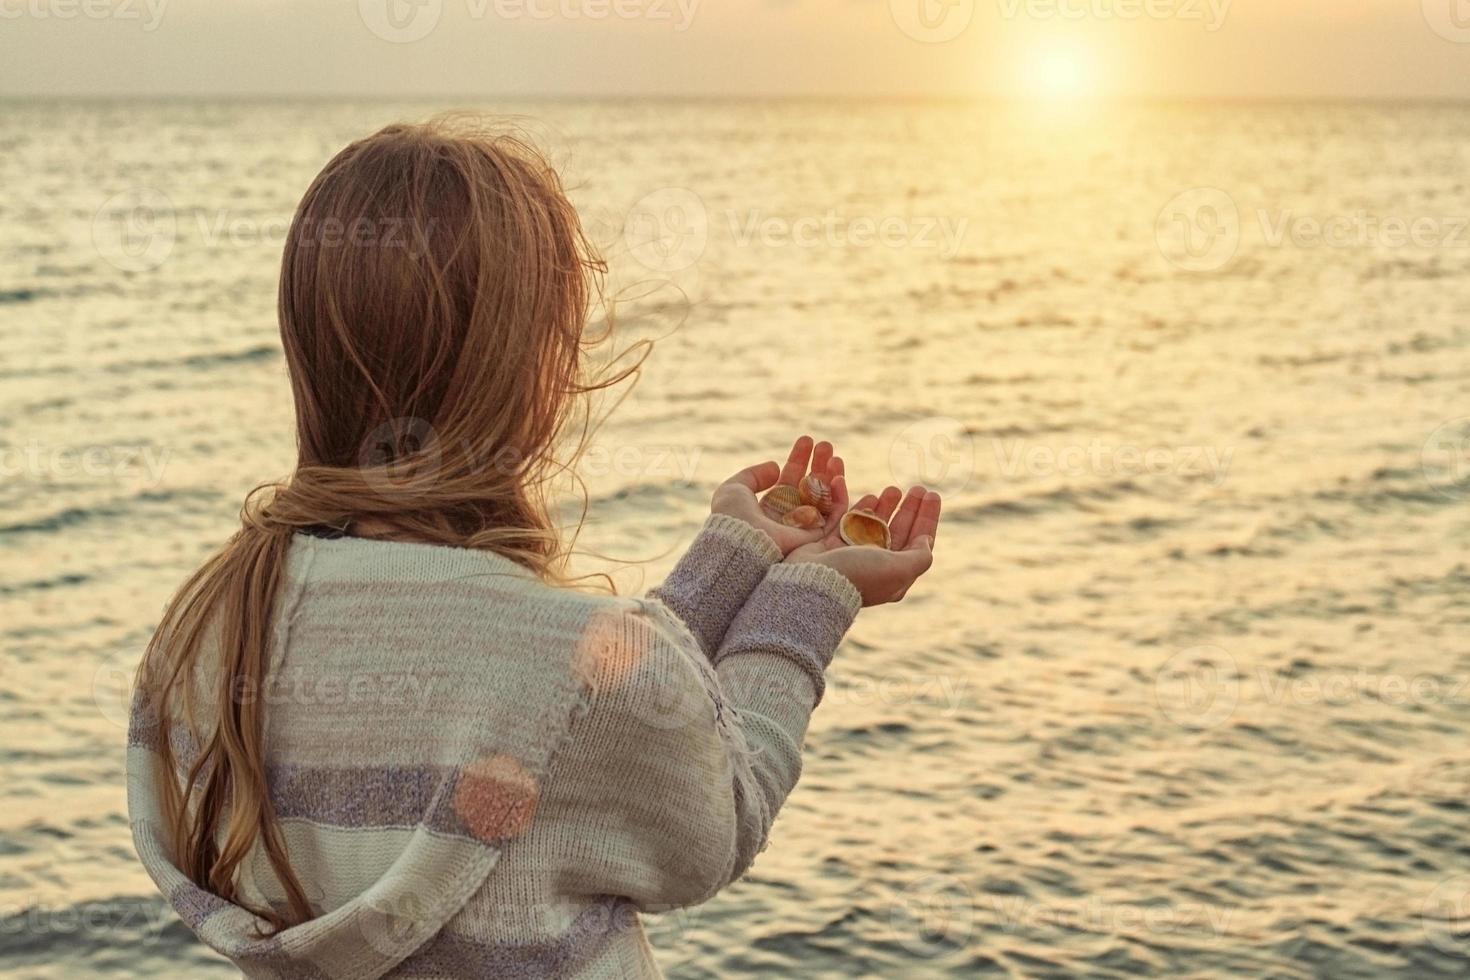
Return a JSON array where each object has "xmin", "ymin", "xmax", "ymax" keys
[{"xmin": 5, "ymin": 91, "xmax": 1470, "ymax": 106}]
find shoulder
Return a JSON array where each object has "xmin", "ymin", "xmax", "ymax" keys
[{"xmin": 284, "ymin": 532, "xmax": 632, "ymax": 620}]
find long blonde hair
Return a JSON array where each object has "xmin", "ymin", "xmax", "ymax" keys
[{"xmin": 136, "ymin": 119, "xmax": 630, "ymax": 930}]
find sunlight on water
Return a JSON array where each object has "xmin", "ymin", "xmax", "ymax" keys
[{"xmin": 2, "ymin": 98, "xmax": 1469, "ymax": 977}]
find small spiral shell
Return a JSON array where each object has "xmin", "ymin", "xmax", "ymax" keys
[{"xmin": 798, "ymin": 475, "xmax": 834, "ymax": 515}]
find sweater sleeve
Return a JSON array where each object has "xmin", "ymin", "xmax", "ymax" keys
[
  {"xmin": 645, "ymin": 513, "xmax": 783, "ymax": 658},
  {"xmin": 709, "ymin": 562, "xmax": 862, "ymax": 882},
  {"xmin": 539, "ymin": 562, "xmax": 861, "ymax": 913}
]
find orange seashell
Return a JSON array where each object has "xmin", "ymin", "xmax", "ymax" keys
[
  {"xmin": 760, "ymin": 484, "xmax": 803, "ymax": 520},
  {"xmin": 798, "ymin": 475, "xmax": 834, "ymax": 515},
  {"xmin": 839, "ymin": 509, "xmax": 891, "ymax": 549},
  {"xmin": 780, "ymin": 505, "xmax": 823, "ymax": 529}
]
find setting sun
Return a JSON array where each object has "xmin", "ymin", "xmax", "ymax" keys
[{"xmin": 1021, "ymin": 40, "xmax": 1101, "ymax": 102}]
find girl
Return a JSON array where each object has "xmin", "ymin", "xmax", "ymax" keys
[{"xmin": 127, "ymin": 119, "xmax": 941, "ymax": 979}]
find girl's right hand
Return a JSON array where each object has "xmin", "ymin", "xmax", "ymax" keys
[
  {"xmin": 711, "ymin": 435, "xmax": 848, "ymax": 556},
  {"xmin": 785, "ymin": 486, "xmax": 941, "ymax": 607}
]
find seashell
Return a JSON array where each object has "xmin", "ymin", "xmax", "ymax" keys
[
  {"xmin": 798, "ymin": 475, "xmax": 834, "ymax": 515},
  {"xmin": 839, "ymin": 509, "xmax": 891, "ymax": 549},
  {"xmin": 760, "ymin": 484, "xmax": 803, "ymax": 520},
  {"xmin": 780, "ymin": 505, "xmax": 823, "ymax": 530}
]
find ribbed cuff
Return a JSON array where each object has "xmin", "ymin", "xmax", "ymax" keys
[
  {"xmin": 713, "ymin": 561, "xmax": 861, "ymax": 706},
  {"xmin": 646, "ymin": 514, "xmax": 783, "ymax": 658}
]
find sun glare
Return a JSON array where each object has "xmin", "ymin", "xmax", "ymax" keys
[{"xmin": 1021, "ymin": 41, "xmax": 1100, "ymax": 103}]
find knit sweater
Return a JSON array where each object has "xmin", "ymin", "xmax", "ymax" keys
[{"xmin": 126, "ymin": 514, "xmax": 862, "ymax": 978}]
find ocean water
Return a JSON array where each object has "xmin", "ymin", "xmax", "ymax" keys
[{"xmin": 2, "ymin": 98, "xmax": 1469, "ymax": 977}]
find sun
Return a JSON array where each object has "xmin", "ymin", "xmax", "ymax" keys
[{"xmin": 1021, "ymin": 41, "xmax": 1101, "ymax": 103}]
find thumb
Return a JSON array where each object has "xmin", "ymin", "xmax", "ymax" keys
[
  {"xmin": 724, "ymin": 460, "xmax": 780, "ymax": 493},
  {"xmin": 900, "ymin": 535, "xmax": 934, "ymax": 572}
]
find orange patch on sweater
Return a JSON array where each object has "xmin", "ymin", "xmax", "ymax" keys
[
  {"xmin": 573, "ymin": 609, "xmax": 645, "ymax": 684},
  {"xmin": 453, "ymin": 754, "xmax": 539, "ymax": 841}
]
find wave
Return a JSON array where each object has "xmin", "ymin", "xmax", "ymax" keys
[{"xmin": 0, "ymin": 489, "xmax": 218, "ymax": 540}]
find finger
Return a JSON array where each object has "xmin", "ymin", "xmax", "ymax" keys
[
  {"xmin": 827, "ymin": 456, "xmax": 847, "ymax": 501},
  {"xmin": 910, "ymin": 491, "xmax": 942, "ymax": 546},
  {"xmin": 778, "ymin": 436, "xmax": 815, "ymax": 486},
  {"xmin": 887, "ymin": 485, "xmax": 925, "ymax": 551},
  {"xmin": 850, "ymin": 493, "xmax": 880, "ymax": 512},
  {"xmin": 810, "ymin": 441, "xmax": 834, "ymax": 481},
  {"xmin": 874, "ymin": 486, "xmax": 903, "ymax": 522},
  {"xmin": 724, "ymin": 460, "xmax": 781, "ymax": 494},
  {"xmin": 823, "ymin": 474, "xmax": 850, "ymax": 538}
]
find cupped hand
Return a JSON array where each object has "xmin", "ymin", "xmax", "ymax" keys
[
  {"xmin": 711, "ymin": 436, "xmax": 851, "ymax": 556},
  {"xmin": 785, "ymin": 485, "xmax": 942, "ymax": 606}
]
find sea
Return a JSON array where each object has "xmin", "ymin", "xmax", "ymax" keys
[{"xmin": 1, "ymin": 98, "xmax": 1469, "ymax": 977}]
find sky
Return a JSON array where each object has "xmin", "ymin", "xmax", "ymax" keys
[{"xmin": 1, "ymin": 0, "xmax": 1468, "ymax": 100}]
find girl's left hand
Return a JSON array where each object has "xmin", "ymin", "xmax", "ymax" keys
[{"xmin": 711, "ymin": 435, "xmax": 849, "ymax": 556}]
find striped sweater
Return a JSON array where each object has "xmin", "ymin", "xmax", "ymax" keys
[{"xmin": 126, "ymin": 514, "xmax": 862, "ymax": 978}]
